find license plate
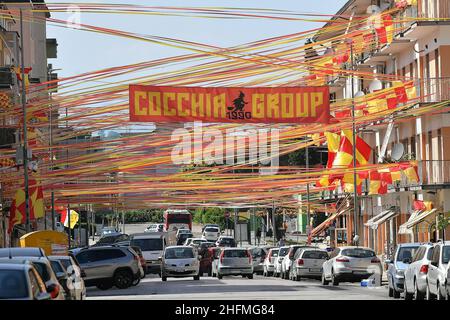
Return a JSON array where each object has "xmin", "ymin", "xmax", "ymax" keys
[
  {"xmin": 176, "ymin": 268, "xmax": 185, "ymax": 272},
  {"xmin": 309, "ymin": 268, "xmax": 321, "ymax": 272},
  {"xmin": 354, "ymin": 271, "xmax": 367, "ymax": 274},
  {"xmin": 230, "ymin": 270, "xmax": 240, "ymax": 274}
]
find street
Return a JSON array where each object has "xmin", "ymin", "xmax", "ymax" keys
[{"xmin": 86, "ymin": 275, "xmax": 389, "ymax": 300}]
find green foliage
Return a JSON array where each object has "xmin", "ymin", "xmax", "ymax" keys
[
  {"xmin": 437, "ymin": 213, "xmax": 450, "ymax": 231},
  {"xmin": 94, "ymin": 209, "xmax": 164, "ymax": 224},
  {"xmin": 193, "ymin": 208, "xmax": 227, "ymax": 229}
]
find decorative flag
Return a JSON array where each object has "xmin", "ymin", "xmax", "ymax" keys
[
  {"xmin": 58, "ymin": 208, "xmax": 79, "ymax": 229},
  {"xmin": 13, "ymin": 67, "xmax": 32, "ymax": 88},
  {"xmin": 0, "ymin": 91, "xmax": 12, "ymax": 110},
  {"xmin": 413, "ymin": 200, "xmax": 433, "ymax": 211}
]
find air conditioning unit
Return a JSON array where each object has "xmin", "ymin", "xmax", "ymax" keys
[{"xmin": 0, "ymin": 67, "xmax": 13, "ymax": 88}]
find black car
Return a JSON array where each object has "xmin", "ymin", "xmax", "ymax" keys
[
  {"xmin": 216, "ymin": 237, "xmax": 236, "ymax": 248},
  {"xmin": 177, "ymin": 232, "xmax": 194, "ymax": 245}
]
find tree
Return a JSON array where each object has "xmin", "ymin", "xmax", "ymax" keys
[{"xmin": 193, "ymin": 208, "xmax": 226, "ymax": 229}]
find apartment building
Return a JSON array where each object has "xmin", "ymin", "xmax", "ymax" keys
[{"xmin": 313, "ymin": 0, "xmax": 450, "ymax": 254}]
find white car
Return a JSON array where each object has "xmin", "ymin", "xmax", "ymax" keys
[
  {"xmin": 322, "ymin": 246, "xmax": 382, "ymax": 286},
  {"xmin": 263, "ymin": 248, "xmax": 279, "ymax": 277},
  {"xmin": 403, "ymin": 243, "xmax": 433, "ymax": 300},
  {"xmin": 273, "ymin": 246, "xmax": 289, "ymax": 277},
  {"xmin": 426, "ymin": 241, "xmax": 450, "ymax": 300},
  {"xmin": 184, "ymin": 238, "xmax": 208, "ymax": 247},
  {"xmin": 290, "ymin": 248, "xmax": 328, "ymax": 281},
  {"xmin": 280, "ymin": 245, "xmax": 313, "ymax": 279},
  {"xmin": 49, "ymin": 255, "xmax": 87, "ymax": 300},
  {"xmin": 217, "ymin": 248, "xmax": 253, "ymax": 279},
  {"xmin": 176, "ymin": 228, "xmax": 191, "ymax": 237},
  {"xmin": 130, "ymin": 233, "xmax": 167, "ymax": 274},
  {"xmin": 202, "ymin": 227, "xmax": 220, "ymax": 242},
  {"xmin": 145, "ymin": 224, "xmax": 164, "ymax": 233},
  {"xmin": 160, "ymin": 246, "xmax": 200, "ymax": 281}
]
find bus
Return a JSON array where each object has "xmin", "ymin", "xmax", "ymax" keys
[{"xmin": 163, "ymin": 209, "xmax": 192, "ymax": 232}]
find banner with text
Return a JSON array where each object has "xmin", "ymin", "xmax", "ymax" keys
[{"xmin": 129, "ymin": 85, "xmax": 330, "ymax": 123}]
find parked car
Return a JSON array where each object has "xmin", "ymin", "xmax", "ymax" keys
[
  {"xmin": 49, "ymin": 254, "xmax": 86, "ymax": 300},
  {"xmin": 184, "ymin": 238, "xmax": 208, "ymax": 247},
  {"xmin": 160, "ymin": 246, "xmax": 200, "ymax": 281},
  {"xmin": 403, "ymin": 243, "xmax": 433, "ymax": 300},
  {"xmin": 290, "ymin": 248, "xmax": 328, "ymax": 281},
  {"xmin": 210, "ymin": 247, "xmax": 223, "ymax": 277},
  {"xmin": 202, "ymin": 226, "xmax": 221, "ymax": 242},
  {"xmin": 426, "ymin": 241, "xmax": 450, "ymax": 300},
  {"xmin": 73, "ymin": 246, "xmax": 142, "ymax": 290},
  {"xmin": 249, "ymin": 246, "xmax": 272, "ymax": 275},
  {"xmin": 273, "ymin": 246, "xmax": 289, "ymax": 277},
  {"xmin": 280, "ymin": 245, "xmax": 314, "ymax": 279},
  {"xmin": 321, "ymin": 246, "xmax": 382, "ymax": 286},
  {"xmin": 48, "ymin": 257, "xmax": 72, "ymax": 300},
  {"xmin": 130, "ymin": 233, "xmax": 167, "ymax": 274},
  {"xmin": 145, "ymin": 223, "xmax": 164, "ymax": 233},
  {"xmin": 0, "ymin": 247, "xmax": 45, "ymax": 258},
  {"xmin": 202, "ymin": 224, "xmax": 220, "ymax": 233},
  {"xmin": 445, "ymin": 262, "xmax": 450, "ymax": 300},
  {"xmin": 386, "ymin": 243, "xmax": 421, "ymax": 298},
  {"xmin": 101, "ymin": 227, "xmax": 119, "ymax": 237},
  {"xmin": 217, "ymin": 248, "xmax": 253, "ymax": 279},
  {"xmin": 93, "ymin": 233, "xmax": 129, "ymax": 247},
  {"xmin": 215, "ymin": 236, "xmax": 236, "ymax": 248},
  {"xmin": 0, "ymin": 257, "xmax": 65, "ymax": 300},
  {"xmin": 0, "ymin": 263, "xmax": 51, "ymax": 300},
  {"xmin": 263, "ymin": 248, "xmax": 279, "ymax": 277},
  {"xmin": 177, "ymin": 232, "xmax": 194, "ymax": 245}
]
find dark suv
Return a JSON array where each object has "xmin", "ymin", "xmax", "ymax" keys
[{"xmin": 74, "ymin": 246, "xmax": 142, "ymax": 290}]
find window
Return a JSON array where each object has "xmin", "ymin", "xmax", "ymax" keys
[
  {"xmin": 278, "ymin": 247, "xmax": 289, "ymax": 256},
  {"xmin": 426, "ymin": 247, "xmax": 433, "ymax": 260},
  {"xmin": 270, "ymin": 249, "xmax": 279, "ymax": 258},
  {"xmin": 96, "ymin": 249, "xmax": 126, "ymax": 261},
  {"xmin": 441, "ymin": 246, "xmax": 450, "ymax": 264},
  {"xmin": 330, "ymin": 248, "xmax": 340, "ymax": 259},
  {"xmin": 341, "ymin": 248, "xmax": 375, "ymax": 258},
  {"xmin": 29, "ymin": 270, "xmax": 41, "ymax": 298},
  {"xmin": 0, "ymin": 270, "xmax": 28, "ymax": 299},
  {"xmin": 432, "ymin": 246, "xmax": 440, "ymax": 264},
  {"xmin": 165, "ymin": 247, "xmax": 195, "ymax": 259},
  {"xmin": 32, "ymin": 262, "xmax": 51, "ymax": 282},
  {"xmin": 396, "ymin": 246, "xmax": 420, "ymax": 262},
  {"xmin": 223, "ymin": 250, "xmax": 248, "ymax": 258},
  {"xmin": 412, "ymin": 247, "xmax": 424, "ymax": 262},
  {"xmin": 302, "ymin": 251, "xmax": 329, "ymax": 260},
  {"xmin": 50, "ymin": 260, "xmax": 65, "ymax": 273},
  {"xmin": 131, "ymin": 238, "xmax": 164, "ymax": 251},
  {"xmin": 75, "ymin": 251, "xmax": 91, "ymax": 264},
  {"xmin": 205, "ymin": 227, "xmax": 219, "ymax": 232}
]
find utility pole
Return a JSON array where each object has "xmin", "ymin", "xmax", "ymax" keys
[
  {"xmin": 19, "ymin": 9, "xmax": 30, "ymax": 233},
  {"xmin": 306, "ymin": 139, "xmax": 311, "ymax": 235},
  {"xmin": 272, "ymin": 200, "xmax": 276, "ymax": 244},
  {"xmin": 350, "ymin": 42, "xmax": 359, "ymax": 241}
]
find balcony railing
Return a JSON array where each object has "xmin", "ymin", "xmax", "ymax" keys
[
  {"xmin": 417, "ymin": 160, "xmax": 450, "ymax": 186},
  {"xmin": 416, "ymin": 77, "xmax": 450, "ymax": 103}
]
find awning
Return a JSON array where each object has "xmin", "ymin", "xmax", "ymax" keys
[
  {"xmin": 398, "ymin": 210, "xmax": 422, "ymax": 235},
  {"xmin": 364, "ymin": 210, "xmax": 398, "ymax": 230},
  {"xmin": 405, "ymin": 208, "xmax": 438, "ymax": 229},
  {"xmin": 310, "ymin": 206, "xmax": 351, "ymax": 237}
]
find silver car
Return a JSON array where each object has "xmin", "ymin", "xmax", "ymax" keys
[
  {"xmin": 263, "ymin": 248, "xmax": 279, "ymax": 277},
  {"xmin": 322, "ymin": 246, "xmax": 382, "ymax": 286},
  {"xmin": 160, "ymin": 246, "xmax": 200, "ymax": 281},
  {"xmin": 74, "ymin": 246, "xmax": 142, "ymax": 290},
  {"xmin": 403, "ymin": 244, "xmax": 433, "ymax": 300},
  {"xmin": 249, "ymin": 246, "xmax": 272, "ymax": 275},
  {"xmin": 0, "ymin": 263, "xmax": 51, "ymax": 300},
  {"xmin": 217, "ymin": 248, "xmax": 253, "ymax": 279},
  {"xmin": 49, "ymin": 255, "xmax": 86, "ymax": 300},
  {"xmin": 386, "ymin": 243, "xmax": 421, "ymax": 298},
  {"xmin": 290, "ymin": 248, "xmax": 328, "ymax": 281},
  {"xmin": 426, "ymin": 241, "xmax": 450, "ymax": 300}
]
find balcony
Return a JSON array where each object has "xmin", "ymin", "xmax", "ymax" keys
[
  {"xmin": 417, "ymin": 160, "xmax": 450, "ymax": 187},
  {"xmin": 416, "ymin": 77, "xmax": 450, "ymax": 103}
]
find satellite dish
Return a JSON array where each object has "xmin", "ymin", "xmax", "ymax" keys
[
  {"xmin": 355, "ymin": 91, "xmax": 365, "ymax": 98},
  {"xmin": 391, "ymin": 143, "xmax": 405, "ymax": 161},
  {"xmin": 366, "ymin": 5, "xmax": 381, "ymax": 14},
  {"xmin": 369, "ymin": 79, "xmax": 383, "ymax": 93}
]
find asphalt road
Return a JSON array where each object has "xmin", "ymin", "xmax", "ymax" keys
[{"xmin": 86, "ymin": 274, "xmax": 389, "ymax": 300}]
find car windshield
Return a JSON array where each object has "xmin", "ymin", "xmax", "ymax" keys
[
  {"xmin": 205, "ymin": 227, "xmax": 219, "ymax": 232},
  {"xmin": 165, "ymin": 248, "xmax": 194, "ymax": 259},
  {"xmin": 131, "ymin": 238, "xmax": 163, "ymax": 251},
  {"xmin": 442, "ymin": 246, "xmax": 450, "ymax": 264},
  {"xmin": 302, "ymin": 251, "xmax": 328, "ymax": 259},
  {"xmin": 50, "ymin": 261, "xmax": 65, "ymax": 273},
  {"xmin": 279, "ymin": 248, "xmax": 289, "ymax": 256},
  {"xmin": 58, "ymin": 259, "xmax": 71, "ymax": 270},
  {"xmin": 220, "ymin": 238, "xmax": 234, "ymax": 244},
  {"xmin": 97, "ymin": 235, "xmax": 121, "ymax": 244},
  {"xmin": 397, "ymin": 246, "xmax": 419, "ymax": 262},
  {"xmin": 0, "ymin": 270, "xmax": 28, "ymax": 299},
  {"xmin": 193, "ymin": 239, "xmax": 206, "ymax": 245},
  {"xmin": 341, "ymin": 248, "xmax": 375, "ymax": 258},
  {"xmin": 178, "ymin": 229, "xmax": 190, "ymax": 234},
  {"xmin": 32, "ymin": 262, "xmax": 51, "ymax": 282},
  {"xmin": 270, "ymin": 250, "xmax": 279, "ymax": 257},
  {"xmin": 224, "ymin": 250, "xmax": 248, "ymax": 258}
]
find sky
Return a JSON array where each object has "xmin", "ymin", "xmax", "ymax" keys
[{"xmin": 46, "ymin": 0, "xmax": 348, "ymax": 79}]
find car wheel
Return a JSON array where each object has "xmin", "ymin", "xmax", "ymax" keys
[
  {"xmin": 218, "ymin": 274, "xmax": 223, "ymax": 280},
  {"xmin": 96, "ymin": 281, "xmax": 113, "ymax": 290},
  {"xmin": 393, "ymin": 287, "xmax": 400, "ymax": 299},
  {"xmin": 247, "ymin": 274, "xmax": 253, "ymax": 279},
  {"xmin": 331, "ymin": 272, "xmax": 339, "ymax": 286},
  {"xmin": 388, "ymin": 286, "xmax": 393, "ymax": 297},
  {"xmin": 114, "ymin": 270, "xmax": 133, "ymax": 289},
  {"xmin": 194, "ymin": 275, "xmax": 200, "ymax": 280},
  {"xmin": 162, "ymin": 276, "xmax": 167, "ymax": 282},
  {"xmin": 132, "ymin": 278, "xmax": 141, "ymax": 286},
  {"xmin": 426, "ymin": 283, "xmax": 435, "ymax": 300},
  {"xmin": 321, "ymin": 272, "xmax": 329, "ymax": 285},
  {"xmin": 404, "ymin": 283, "xmax": 413, "ymax": 300},
  {"xmin": 414, "ymin": 280, "xmax": 424, "ymax": 300}
]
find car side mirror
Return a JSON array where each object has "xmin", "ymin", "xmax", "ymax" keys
[
  {"xmin": 158, "ymin": 257, "xmax": 162, "ymax": 261},
  {"xmin": 431, "ymin": 261, "xmax": 438, "ymax": 267},
  {"xmin": 80, "ymin": 270, "xmax": 87, "ymax": 278},
  {"xmin": 403, "ymin": 258, "xmax": 412, "ymax": 264}
]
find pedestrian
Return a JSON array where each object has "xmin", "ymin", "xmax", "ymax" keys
[
  {"xmin": 278, "ymin": 237, "xmax": 285, "ymax": 247},
  {"xmin": 256, "ymin": 227, "xmax": 261, "ymax": 245},
  {"xmin": 266, "ymin": 228, "xmax": 273, "ymax": 238}
]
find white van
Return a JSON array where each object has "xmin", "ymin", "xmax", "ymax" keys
[{"xmin": 130, "ymin": 233, "xmax": 167, "ymax": 274}]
